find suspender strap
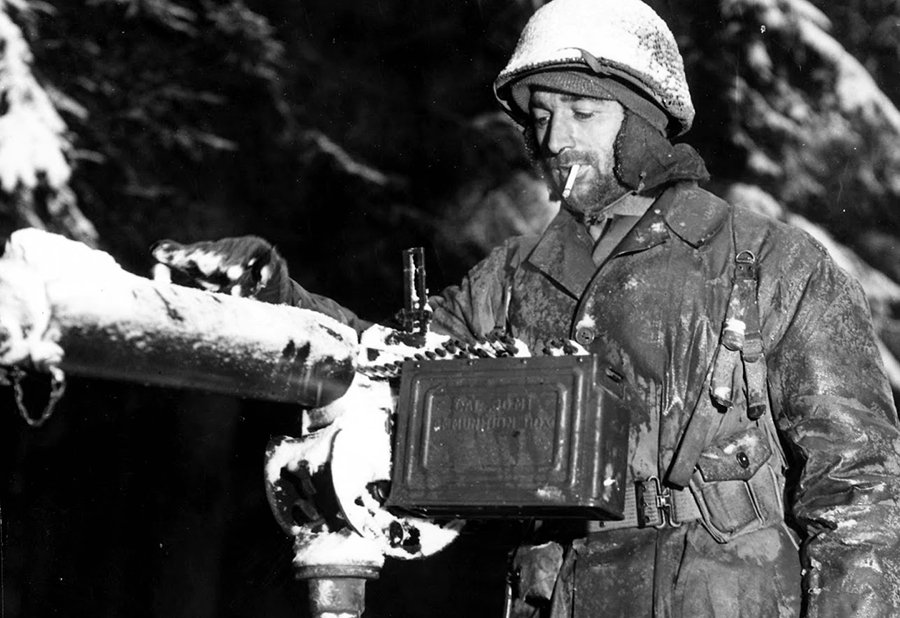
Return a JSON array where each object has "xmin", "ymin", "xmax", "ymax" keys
[
  {"xmin": 709, "ymin": 263, "xmax": 748, "ymax": 409},
  {"xmin": 734, "ymin": 251, "xmax": 769, "ymax": 420},
  {"xmin": 667, "ymin": 210, "xmax": 771, "ymax": 487}
]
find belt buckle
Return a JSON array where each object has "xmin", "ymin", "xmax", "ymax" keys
[{"xmin": 637, "ymin": 476, "xmax": 682, "ymax": 529}]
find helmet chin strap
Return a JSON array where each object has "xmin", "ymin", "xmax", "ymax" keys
[{"xmin": 578, "ymin": 50, "xmax": 669, "ymax": 135}]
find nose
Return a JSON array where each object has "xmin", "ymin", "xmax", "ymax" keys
[{"xmin": 543, "ymin": 115, "xmax": 575, "ymax": 156}]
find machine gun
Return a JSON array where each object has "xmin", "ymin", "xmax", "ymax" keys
[
  {"xmin": 266, "ymin": 244, "xmax": 632, "ymax": 570},
  {"xmin": 2, "ymin": 232, "xmax": 632, "ymax": 618}
]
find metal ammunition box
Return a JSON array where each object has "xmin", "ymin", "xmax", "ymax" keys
[{"xmin": 386, "ymin": 355, "xmax": 630, "ymax": 520}]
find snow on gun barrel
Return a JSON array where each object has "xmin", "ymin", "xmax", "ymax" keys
[{"xmin": 0, "ymin": 228, "xmax": 357, "ymax": 408}]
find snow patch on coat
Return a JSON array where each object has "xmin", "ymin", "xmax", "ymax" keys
[
  {"xmin": 734, "ymin": 528, "xmax": 782, "ymax": 563},
  {"xmin": 574, "ymin": 315, "xmax": 596, "ymax": 330}
]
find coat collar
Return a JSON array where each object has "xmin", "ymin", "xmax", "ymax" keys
[
  {"xmin": 526, "ymin": 182, "xmax": 730, "ymax": 297},
  {"xmin": 527, "ymin": 207, "xmax": 596, "ymax": 298},
  {"xmin": 660, "ymin": 182, "xmax": 730, "ymax": 248}
]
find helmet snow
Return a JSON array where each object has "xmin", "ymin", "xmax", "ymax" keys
[{"xmin": 494, "ymin": 0, "xmax": 695, "ymax": 136}]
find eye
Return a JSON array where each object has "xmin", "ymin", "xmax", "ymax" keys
[
  {"xmin": 573, "ymin": 109, "xmax": 596, "ymax": 120},
  {"xmin": 531, "ymin": 113, "xmax": 550, "ymax": 128}
]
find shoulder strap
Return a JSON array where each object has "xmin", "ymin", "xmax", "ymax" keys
[
  {"xmin": 667, "ymin": 206, "xmax": 783, "ymax": 487},
  {"xmin": 731, "ymin": 239, "xmax": 767, "ymax": 420},
  {"xmin": 731, "ymin": 208, "xmax": 787, "ymax": 469}
]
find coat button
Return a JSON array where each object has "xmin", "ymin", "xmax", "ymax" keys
[{"xmin": 575, "ymin": 326, "xmax": 596, "ymax": 346}]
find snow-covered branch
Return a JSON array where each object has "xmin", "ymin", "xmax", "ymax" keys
[
  {"xmin": 0, "ymin": 0, "xmax": 98, "ymax": 245},
  {"xmin": 303, "ymin": 130, "xmax": 408, "ymax": 190},
  {"xmin": 0, "ymin": 1, "xmax": 70, "ymax": 192},
  {"xmin": 788, "ymin": 0, "xmax": 900, "ymax": 133}
]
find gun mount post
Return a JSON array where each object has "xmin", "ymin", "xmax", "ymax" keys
[{"xmin": 296, "ymin": 565, "xmax": 380, "ymax": 618}]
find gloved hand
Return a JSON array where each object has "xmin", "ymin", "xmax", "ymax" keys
[{"xmin": 151, "ymin": 236, "xmax": 290, "ymax": 303}]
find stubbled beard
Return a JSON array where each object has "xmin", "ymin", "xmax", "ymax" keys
[
  {"xmin": 557, "ymin": 167, "xmax": 630, "ymax": 224},
  {"xmin": 532, "ymin": 145, "xmax": 629, "ymax": 224}
]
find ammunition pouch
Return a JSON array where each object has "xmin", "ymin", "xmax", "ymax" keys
[{"xmin": 689, "ymin": 425, "xmax": 785, "ymax": 543}]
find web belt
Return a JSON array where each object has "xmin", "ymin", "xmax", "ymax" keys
[{"xmin": 589, "ymin": 477, "xmax": 701, "ymax": 532}]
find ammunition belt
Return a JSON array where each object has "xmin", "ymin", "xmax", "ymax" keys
[{"xmin": 589, "ymin": 477, "xmax": 701, "ymax": 531}]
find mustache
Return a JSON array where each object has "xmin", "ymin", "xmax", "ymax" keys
[{"xmin": 545, "ymin": 151, "xmax": 601, "ymax": 168}]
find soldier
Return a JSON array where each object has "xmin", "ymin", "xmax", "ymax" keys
[{"xmin": 154, "ymin": 0, "xmax": 900, "ymax": 615}]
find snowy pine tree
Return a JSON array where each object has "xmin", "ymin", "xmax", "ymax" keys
[{"xmin": 0, "ymin": 0, "xmax": 97, "ymax": 245}]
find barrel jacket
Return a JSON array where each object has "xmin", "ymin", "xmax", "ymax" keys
[{"xmin": 287, "ymin": 181, "xmax": 900, "ymax": 617}]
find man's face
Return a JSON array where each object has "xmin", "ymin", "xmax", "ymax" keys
[{"xmin": 529, "ymin": 90, "xmax": 627, "ymax": 212}]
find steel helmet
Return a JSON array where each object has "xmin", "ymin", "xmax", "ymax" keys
[{"xmin": 494, "ymin": 0, "xmax": 695, "ymax": 136}]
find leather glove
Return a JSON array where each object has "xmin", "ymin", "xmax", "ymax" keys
[{"xmin": 151, "ymin": 236, "xmax": 290, "ymax": 303}]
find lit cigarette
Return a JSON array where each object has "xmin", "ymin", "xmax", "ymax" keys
[{"xmin": 562, "ymin": 164, "xmax": 580, "ymax": 199}]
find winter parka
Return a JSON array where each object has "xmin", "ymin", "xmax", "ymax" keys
[{"xmin": 287, "ymin": 181, "xmax": 900, "ymax": 617}]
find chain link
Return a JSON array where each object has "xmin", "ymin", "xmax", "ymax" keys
[{"xmin": 9, "ymin": 366, "xmax": 66, "ymax": 428}]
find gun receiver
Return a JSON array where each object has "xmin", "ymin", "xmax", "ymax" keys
[{"xmin": 394, "ymin": 247, "xmax": 431, "ymax": 346}]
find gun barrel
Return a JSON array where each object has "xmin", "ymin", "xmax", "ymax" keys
[{"xmin": 0, "ymin": 229, "xmax": 358, "ymax": 408}]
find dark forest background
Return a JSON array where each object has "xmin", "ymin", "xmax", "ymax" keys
[{"xmin": 1, "ymin": 1, "xmax": 899, "ymax": 616}]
